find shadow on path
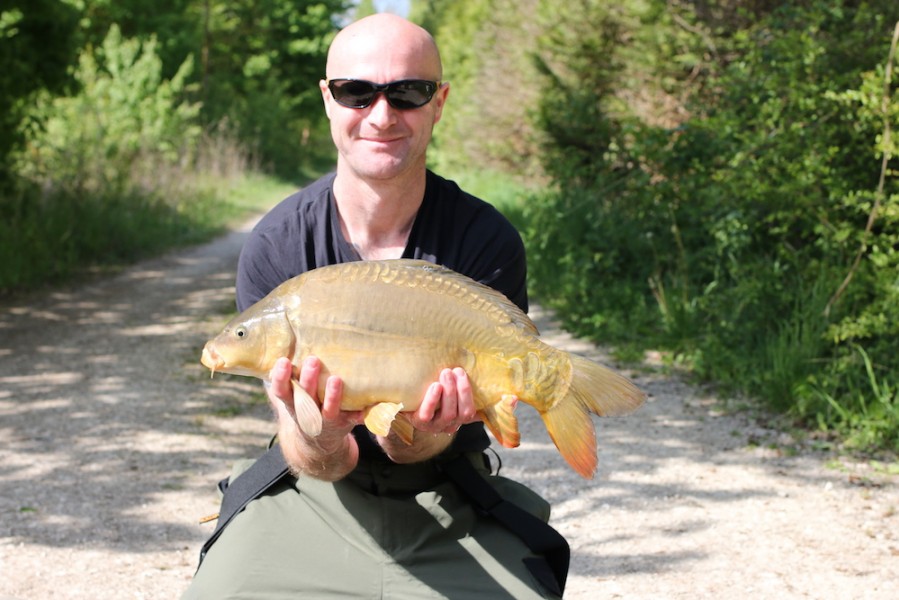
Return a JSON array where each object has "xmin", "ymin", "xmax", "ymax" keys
[{"xmin": 0, "ymin": 224, "xmax": 273, "ymax": 552}]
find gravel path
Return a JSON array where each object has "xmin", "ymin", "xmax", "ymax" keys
[{"xmin": 1, "ymin": 219, "xmax": 896, "ymax": 599}]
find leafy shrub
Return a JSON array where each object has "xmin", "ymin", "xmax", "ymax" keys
[
  {"xmin": 19, "ymin": 25, "xmax": 199, "ymax": 194},
  {"xmin": 0, "ymin": 25, "xmax": 251, "ymax": 291},
  {"xmin": 525, "ymin": 0, "xmax": 899, "ymax": 452}
]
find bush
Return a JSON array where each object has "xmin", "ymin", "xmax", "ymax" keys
[
  {"xmin": 525, "ymin": 0, "xmax": 899, "ymax": 452},
  {"xmin": 0, "ymin": 25, "xmax": 256, "ymax": 292}
]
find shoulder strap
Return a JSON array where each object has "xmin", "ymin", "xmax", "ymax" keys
[
  {"xmin": 197, "ymin": 444, "xmax": 291, "ymax": 567},
  {"xmin": 440, "ymin": 455, "xmax": 569, "ymax": 596}
]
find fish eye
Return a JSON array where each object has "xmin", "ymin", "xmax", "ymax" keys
[{"xmin": 235, "ymin": 326, "xmax": 247, "ymax": 338}]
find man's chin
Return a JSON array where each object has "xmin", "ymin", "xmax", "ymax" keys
[{"xmin": 345, "ymin": 156, "xmax": 422, "ymax": 182}]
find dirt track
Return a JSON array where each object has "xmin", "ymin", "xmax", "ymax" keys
[{"xmin": 0, "ymin": 218, "xmax": 897, "ymax": 599}]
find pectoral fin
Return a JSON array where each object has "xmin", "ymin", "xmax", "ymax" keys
[
  {"xmin": 363, "ymin": 402, "xmax": 404, "ymax": 437},
  {"xmin": 479, "ymin": 394, "xmax": 521, "ymax": 448},
  {"xmin": 290, "ymin": 380, "xmax": 323, "ymax": 437}
]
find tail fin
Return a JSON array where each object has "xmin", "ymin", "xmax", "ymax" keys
[
  {"xmin": 540, "ymin": 355, "xmax": 644, "ymax": 478},
  {"xmin": 568, "ymin": 355, "xmax": 645, "ymax": 417}
]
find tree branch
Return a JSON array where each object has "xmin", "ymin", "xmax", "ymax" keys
[{"xmin": 824, "ymin": 20, "xmax": 899, "ymax": 317}]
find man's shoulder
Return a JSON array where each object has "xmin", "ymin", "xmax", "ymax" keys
[{"xmin": 426, "ymin": 170, "xmax": 484, "ymax": 206}]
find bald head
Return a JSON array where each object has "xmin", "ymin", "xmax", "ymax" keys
[{"xmin": 326, "ymin": 14, "xmax": 442, "ymax": 82}]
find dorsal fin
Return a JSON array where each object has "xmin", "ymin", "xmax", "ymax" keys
[
  {"xmin": 299, "ymin": 259, "xmax": 538, "ymax": 334},
  {"xmin": 382, "ymin": 259, "xmax": 540, "ymax": 335}
]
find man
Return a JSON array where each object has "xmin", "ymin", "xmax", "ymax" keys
[{"xmin": 184, "ymin": 14, "xmax": 567, "ymax": 599}]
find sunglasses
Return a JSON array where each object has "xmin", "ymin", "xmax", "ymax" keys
[{"xmin": 327, "ymin": 79, "xmax": 440, "ymax": 110}]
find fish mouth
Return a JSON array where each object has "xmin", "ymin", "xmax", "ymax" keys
[{"xmin": 200, "ymin": 344, "xmax": 225, "ymax": 376}]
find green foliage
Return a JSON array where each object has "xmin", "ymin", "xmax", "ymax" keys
[
  {"xmin": 802, "ymin": 346, "xmax": 899, "ymax": 452},
  {"xmin": 196, "ymin": 0, "xmax": 346, "ymax": 179},
  {"xmin": 0, "ymin": 169, "xmax": 293, "ymax": 292},
  {"xmin": 353, "ymin": 0, "xmax": 377, "ymax": 19},
  {"xmin": 0, "ymin": 25, "xmax": 267, "ymax": 292},
  {"xmin": 19, "ymin": 25, "xmax": 200, "ymax": 193},
  {"xmin": 78, "ymin": 0, "xmax": 199, "ymax": 80},
  {"xmin": 0, "ymin": 2, "xmax": 344, "ymax": 291},
  {"xmin": 417, "ymin": 0, "xmax": 545, "ymax": 182},
  {"xmin": 522, "ymin": 0, "xmax": 899, "ymax": 453},
  {"xmin": 0, "ymin": 0, "xmax": 80, "ymax": 186},
  {"xmin": 0, "ymin": 183, "xmax": 211, "ymax": 289},
  {"xmin": 441, "ymin": 167, "xmax": 532, "ymax": 230},
  {"xmin": 71, "ymin": 0, "xmax": 345, "ymax": 181}
]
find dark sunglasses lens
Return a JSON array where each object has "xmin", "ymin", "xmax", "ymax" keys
[
  {"xmin": 330, "ymin": 80, "xmax": 437, "ymax": 109},
  {"xmin": 331, "ymin": 80, "xmax": 377, "ymax": 108},
  {"xmin": 385, "ymin": 81, "xmax": 436, "ymax": 109}
]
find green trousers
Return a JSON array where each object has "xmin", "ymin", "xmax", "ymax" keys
[{"xmin": 183, "ymin": 453, "xmax": 562, "ymax": 599}]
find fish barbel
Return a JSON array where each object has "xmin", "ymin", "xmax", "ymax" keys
[{"xmin": 201, "ymin": 259, "xmax": 644, "ymax": 478}]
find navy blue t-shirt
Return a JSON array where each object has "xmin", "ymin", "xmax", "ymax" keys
[{"xmin": 235, "ymin": 170, "xmax": 528, "ymax": 457}]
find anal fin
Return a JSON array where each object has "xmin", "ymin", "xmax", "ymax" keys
[{"xmin": 479, "ymin": 394, "xmax": 521, "ymax": 448}]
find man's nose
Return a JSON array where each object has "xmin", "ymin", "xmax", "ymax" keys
[{"xmin": 366, "ymin": 92, "xmax": 398, "ymax": 126}]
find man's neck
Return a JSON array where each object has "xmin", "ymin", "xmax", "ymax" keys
[{"xmin": 332, "ymin": 169, "xmax": 427, "ymax": 261}]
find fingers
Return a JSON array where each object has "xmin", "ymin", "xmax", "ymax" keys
[
  {"xmin": 298, "ymin": 356, "xmax": 322, "ymax": 399},
  {"xmin": 320, "ymin": 375, "xmax": 344, "ymax": 420},
  {"xmin": 296, "ymin": 358, "xmax": 359, "ymax": 430},
  {"xmin": 272, "ymin": 359, "xmax": 477, "ymax": 438},
  {"xmin": 452, "ymin": 367, "xmax": 477, "ymax": 422},
  {"xmin": 269, "ymin": 355, "xmax": 326, "ymax": 404},
  {"xmin": 442, "ymin": 368, "xmax": 476, "ymax": 433},
  {"xmin": 268, "ymin": 357, "xmax": 294, "ymax": 401},
  {"xmin": 414, "ymin": 368, "xmax": 476, "ymax": 434},
  {"xmin": 417, "ymin": 381, "xmax": 442, "ymax": 422},
  {"xmin": 438, "ymin": 368, "xmax": 458, "ymax": 422}
]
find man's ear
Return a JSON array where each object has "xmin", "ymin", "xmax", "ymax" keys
[
  {"xmin": 320, "ymin": 80, "xmax": 333, "ymax": 119},
  {"xmin": 432, "ymin": 82, "xmax": 450, "ymax": 125}
]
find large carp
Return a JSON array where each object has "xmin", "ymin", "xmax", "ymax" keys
[{"xmin": 201, "ymin": 259, "xmax": 643, "ymax": 479}]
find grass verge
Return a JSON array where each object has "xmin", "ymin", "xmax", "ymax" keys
[{"xmin": 0, "ymin": 172, "xmax": 298, "ymax": 295}]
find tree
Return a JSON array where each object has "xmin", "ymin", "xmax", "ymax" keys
[
  {"xmin": 0, "ymin": 0, "xmax": 80, "ymax": 188},
  {"xmin": 197, "ymin": 0, "xmax": 347, "ymax": 177},
  {"xmin": 354, "ymin": 0, "xmax": 377, "ymax": 19},
  {"xmin": 413, "ymin": 0, "xmax": 544, "ymax": 180},
  {"xmin": 72, "ymin": 0, "xmax": 347, "ymax": 179}
]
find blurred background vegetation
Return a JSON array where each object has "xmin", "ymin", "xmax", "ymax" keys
[{"xmin": 2, "ymin": 0, "xmax": 897, "ymax": 454}]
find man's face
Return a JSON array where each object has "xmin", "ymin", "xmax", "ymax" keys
[{"xmin": 320, "ymin": 26, "xmax": 448, "ymax": 183}]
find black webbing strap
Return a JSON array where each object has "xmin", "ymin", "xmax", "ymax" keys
[
  {"xmin": 440, "ymin": 455, "xmax": 570, "ymax": 596},
  {"xmin": 197, "ymin": 444, "xmax": 290, "ymax": 567}
]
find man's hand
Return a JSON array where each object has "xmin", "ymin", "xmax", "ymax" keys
[
  {"xmin": 378, "ymin": 367, "xmax": 483, "ymax": 464},
  {"xmin": 410, "ymin": 367, "xmax": 479, "ymax": 434},
  {"xmin": 267, "ymin": 356, "xmax": 361, "ymax": 481}
]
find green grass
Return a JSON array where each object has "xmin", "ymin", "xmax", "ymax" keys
[{"xmin": 0, "ymin": 172, "xmax": 297, "ymax": 294}]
